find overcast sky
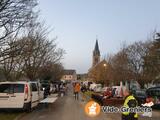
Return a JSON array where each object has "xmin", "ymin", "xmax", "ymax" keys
[{"xmin": 38, "ymin": 0, "xmax": 160, "ymax": 73}]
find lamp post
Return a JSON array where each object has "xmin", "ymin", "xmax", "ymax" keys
[
  {"xmin": 103, "ymin": 63, "xmax": 107, "ymax": 67},
  {"xmin": 103, "ymin": 63, "xmax": 107, "ymax": 86}
]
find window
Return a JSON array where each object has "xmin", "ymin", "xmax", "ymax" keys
[
  {"xmin": 31, "ymin": 83, "xmax": 38, "ymax": 91},
  {"xmin": 147, "ymin": 89, "xmax": 160, "ymax": 97},
  {"xmin": 0, "ymin": 84, "xmax": 24, "ymax": 93},
  {"xmin": 13, "ymin": 84, "xmax": 24, "ymax": 93},
  {"xmin": 0, "ymin": 84, "xmax": 10, "ymax": 93}
]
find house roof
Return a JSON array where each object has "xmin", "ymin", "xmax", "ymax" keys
[{"xmin": 63, "ymin": 69, "xmax": 76, "ymax": 75}]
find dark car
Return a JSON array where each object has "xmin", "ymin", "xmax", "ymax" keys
[
  {"xmin": 133, "ymin": 90, "xmax": 147, "ymax": 106},
  {"xmin": 91, "ymin": 93, "xmax": 104, "ymax": 105},
  {"xmin": 146, "ymin": 87, "xmax": 160, "ymax": 108},
  {"xmin": 41, "ymin": 83, "xmax": 51, "ymax": 98}
]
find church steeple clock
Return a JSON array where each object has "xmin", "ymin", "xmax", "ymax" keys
[{"xmin": 92, "ymin": 39, "xmax": 100, "ymax": 67}]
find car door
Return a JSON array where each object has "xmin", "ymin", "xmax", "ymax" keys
[
  {"xmin": 0, "ymin": 84, "xmax": 11, "ymax": 108},
  {"xmin": 38, "ymin": 83, "xmax": 44, "ymax": 100},
  {"xmin": 31, "ymin": 83, "xmax": 39, "ymax": 107},
  {"xmin": 9, "ymin": 84, "xmax": 25, "ymax": 108}
]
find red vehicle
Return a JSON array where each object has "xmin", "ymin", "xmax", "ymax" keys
[{"xmin": 103, "ymin": 88, "xmax": 112, "ymax": 98}]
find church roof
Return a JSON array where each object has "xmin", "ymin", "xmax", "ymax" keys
[{"xmin": 89, "ymin": 59, "xmax": 108, "ymax": 72}]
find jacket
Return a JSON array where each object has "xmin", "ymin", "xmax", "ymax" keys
[{"xmin": 122, "ymin": 95, "xmax": 138, "ymax": 120}]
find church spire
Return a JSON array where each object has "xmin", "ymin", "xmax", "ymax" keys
[
  {"xmin": 93, "ymin": 39, "xmax": 100, "ymax": 56},
  {"xmin": 92, "ymin": 39, "xmax": 100, "ymax": 67}
]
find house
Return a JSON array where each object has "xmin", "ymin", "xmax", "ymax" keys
[
  {"xmin": 61, "ymin": 69, "xmax": 77, "ymax": 81},
  {"xmin": 77, "ymin": 73, "xmax": 88, "ymax": 80}
]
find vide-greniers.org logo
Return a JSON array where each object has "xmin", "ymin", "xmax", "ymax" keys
[
  {"xmin": 85, "ymin": 101, "xmax": 153, "ymax": 118},
  {"xmin": 102, "ymin": 106, "xmax": 152, "ymax": 113},
  {"xmin": 102, "ymin": 106, "xmax": 152, "ymax": 117}
]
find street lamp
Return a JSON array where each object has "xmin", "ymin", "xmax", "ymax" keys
[
  {"xmin": 102, "ymin": 63, "xmax": 107, "ymax": 86},
  {"xmin": 103, "ymin": 63, "xmax": 107, "ymax": 67}
]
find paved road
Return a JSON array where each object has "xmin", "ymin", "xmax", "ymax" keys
[{"xmin": 19, "ymin": 84, "xmax": 160, "ymax": 120}]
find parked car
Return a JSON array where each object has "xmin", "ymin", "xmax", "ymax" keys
[
  {"xmin": 133, "ymin": 90, "xmax": 147, "ymax": 106},
  {"xmin": 146, "ymin": 87, "xmax": 160, "ymax": 108},
  {"xmin": 89, "ymin": 83, "xmax": 102, "ymax": 92},
  {"xmin": 101, "ymin": 87, "xmax": 109, "ymax": 92},
  {"xmin": 103, "ymin": 87, "xmax": 113, "ymax": 98},
  {"xmin": 91, "ymin": 93, "xmax": 104, "ymax": 105},
  {"xmin": 0, "ymin": 81, "xmax": 43, "ymax": 112},
  {"xmin": 41, "ymin": 83, "xmax": 51, "ymax": 98}
]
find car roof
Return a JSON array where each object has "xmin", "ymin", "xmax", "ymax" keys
[
  {"xmin": 147, "ymin": 87, "xmax": 160, "ymax": 90},
  {"xmin": 0, "ymin": 81, "xmax": 28, "ymax": 84},
  {"xmin": 0, "ymin": 81, "xmax": 39, "ymax": 84}
]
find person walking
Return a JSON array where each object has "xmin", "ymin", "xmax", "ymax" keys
[
  {"xmin": 122, "ymin": 88, "xmax": 138, "ymax": 120},
  {"xmin": 74, "ymin": 82, "xmax": 81, "ymax": 100},
  {"xmin": 81, "ymin": 84, "xmax": 87, "ymax": 101}
]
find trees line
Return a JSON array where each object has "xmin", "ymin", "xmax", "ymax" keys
[
  {"xmin": 102, "ymin": 33, "xmax": 160, "ymax": 88},
  {"xmin": 0, "ymin": 0, "xmax": 64, "ymax": 81},
  {"xmin": 89, "ymin": 33, "xmax": 160, "ymax": 88}
]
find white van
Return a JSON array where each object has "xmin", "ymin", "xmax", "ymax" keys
[
  {"xmin": 0, "ymin": 81, "xmax": 43, "ymax": 112},
  {"xmin": 89, "ymin": 83, "xmax": 102, "ymax": 92}
]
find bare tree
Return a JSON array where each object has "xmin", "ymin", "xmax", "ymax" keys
[
  {"xmin": 144, "ymin": 33, "xmax": 160, "ymax": 82},
  {"xmin": 0, "ymin": 22, "xmax": 64, "ymax": 81},
  {"xmin": 111, "ymin": 47, "xmax": 132, "ymax": 84},
  {"xmin": 125, "ymin": 41, "xmax": 150, "ymax": 86},
  {"xmin": 0, "ymin": 0, "xmax": 38, "ymax": 77},
  {"xmin": 0, "ymin": 1, "xmax": 64, "ymax": 81},
  {"xmin": 0, "ymin": 38, "xmax": 29, "ymax": 81},
  {"xmin": 0, "ymin": 0, "xmax": 37, "ymax": 44},
  {"xmin": 19, "ymin": 24, "xmax": 64, "ymax": 80},
  {"xmin": 39, "ymin": 62, "xmax": 64, "ymax": 81}
]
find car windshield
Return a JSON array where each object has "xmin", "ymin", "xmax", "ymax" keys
[
  {"xmin": 136, "ymin": 91, "xmax": 146, "ymax": 96},
  {"xmin": 147, "ymin": 89, "xmax": 160, "ymax": 97}
]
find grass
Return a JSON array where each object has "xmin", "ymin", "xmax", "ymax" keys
[
  {"xmin": 83, "ymin": 91, "xmax": 96, "ymax": 101},
  {"xmin": 0, "ymin": 112, "xmax": 21, "ymax": 120},
  {"xmin": 84, "ymin": 91, "xmax": 94, "ymax": 97}
]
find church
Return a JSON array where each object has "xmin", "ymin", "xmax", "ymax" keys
[{"xmin": 88, "ymin": 39, "xmax": 108, "ymax": 84}]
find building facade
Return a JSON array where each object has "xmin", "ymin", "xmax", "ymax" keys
[{"xmin": 61, "ymin": 69, "xmax": 77, "ymax": 81}]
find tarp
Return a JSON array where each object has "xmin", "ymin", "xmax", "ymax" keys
[
  {"xmin": 40, "ymin": 97, "xmax": 57, "ymax": 103},
  {"xmin": 40, "ymin": 94, "xmax": 58, "ymax": 103}
]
